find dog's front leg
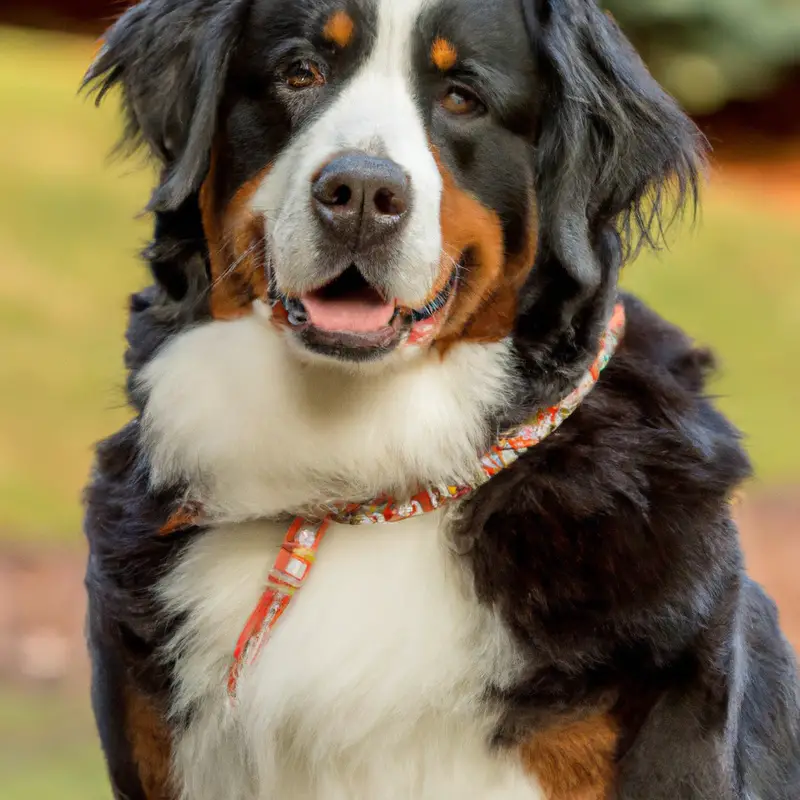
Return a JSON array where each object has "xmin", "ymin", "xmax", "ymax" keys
[
  {"xmin": 88, "ymin": 601, "xmax": 175, "ymax": 800},
  {"xmin": 614, "ymin": 688, "xmax": 740, "ymax": 800}
]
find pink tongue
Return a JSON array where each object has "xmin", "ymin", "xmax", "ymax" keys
[{"xmin": 301, "ymin": 290, "xmax": 395, "ymax": 333}]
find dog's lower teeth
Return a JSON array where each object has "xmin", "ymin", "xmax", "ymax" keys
[{"xmin": 282, "ymin": 297, "xmax": 308, "ymax": 326}]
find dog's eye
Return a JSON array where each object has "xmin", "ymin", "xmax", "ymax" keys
[
  {"xmin": 284, "ymin": 60, "xmax": 325, "ymax": 90},
  {"xmin": 441, "ymin": 86, "xmax": 483, "ymax": 116}
]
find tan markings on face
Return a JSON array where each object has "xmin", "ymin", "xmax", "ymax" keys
[
  {"xmin": 430, "ymin": 148, "xmax": 538, "ymax": 349},
  {"xmin": 521, "ymin": 714, "xmax": 618, "ymax": 800},
  {"xmin": 323, "ymin": 10, "xmax": 356, "ymax": 49},
  {"xmin": 200, "ymin": 152, "xmax": 269, "ymax": 320},
  {"xmin": 431, "ymin": 38, "xmax": 458, "ymax": 71},
  {"xmin": 125, "ymin": 687, "xmax": 175, "ymax": 799},
  {"xmin": 160, "ymin": 501, "xmax": 205, "ymax": 535}
]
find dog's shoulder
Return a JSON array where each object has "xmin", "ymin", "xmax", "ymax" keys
[
  {"xmin": 458, "ymin": 295, "xmax": 800, "ymax": 795},
  {"xmin": 737, "ymin": 578, "xmax": 800, "ymax": 794},
  {"xmin": 84, "ymin": 414, "xmax": 188, "ymax": 799},
  {"xmin": 462, "ymin": 293, "xmax": 752, "ymax": 645}
]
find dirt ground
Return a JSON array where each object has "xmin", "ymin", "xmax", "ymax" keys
[
  {"xmin": 1, "ymin": 488, "xmax": 798, "ymax": 693},
  {"xmin": 737, "ymin": 488, "xmax": 800, "ymax": 649}
]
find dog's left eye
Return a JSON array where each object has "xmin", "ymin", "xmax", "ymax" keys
[
  {"xmin": 284, "ymin": 60, "xmax": 325, "ymax": 89},
  {"xmin": 441, "ymin": 86, "xmax": 484, "ymax": 117}
]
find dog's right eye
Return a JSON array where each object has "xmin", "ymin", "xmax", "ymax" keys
[{"xmin": 283, "ymin": 60, "xmax": 326, "ymax": 90}]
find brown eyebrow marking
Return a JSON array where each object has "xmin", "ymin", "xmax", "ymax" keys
[
  {"xmin": 323, "ymin": 10, "xmax": 356, "ymax": 49},
  {"xmin": 431, "ymin": 38, "xmax": 458, "ymax": 71}
]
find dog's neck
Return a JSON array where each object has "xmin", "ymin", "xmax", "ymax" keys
[
  {"xmin": 139, "ymin": 308, "xmax": 518, "ymax": 522},
  {"xmin": 139, "ymin": 300, "xmax": 624, "ymax": 527}
]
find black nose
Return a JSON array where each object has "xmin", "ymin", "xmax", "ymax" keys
[{"xmin": 311, "ymin": 152, "xmax": 411, "ymax": 251}]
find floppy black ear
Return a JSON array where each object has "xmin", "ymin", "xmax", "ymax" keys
[
  {"xmin": 524, "ymin": 0, "xmax": 705, "ymax": 290},
  {"xmin": 83, "ymin": 0, "xmax": 252, "ymax": 212}
]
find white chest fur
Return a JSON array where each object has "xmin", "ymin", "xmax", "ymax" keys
[
  {"xmin": 139, "ymin": 309, "xmax": 519, "ymax": 523},
  {"xmin": 138, "ymin": 307, "xmax": 542, "ymax": 796},
  {"xmin": 159, "ymin": 513, "xmax": 543, "ymax": 800}
]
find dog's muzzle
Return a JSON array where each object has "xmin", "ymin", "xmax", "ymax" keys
[{"xmin": 268, "ymin": 150, "xmax": 452, "ymax": 362}]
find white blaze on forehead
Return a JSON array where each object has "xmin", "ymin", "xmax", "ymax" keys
[
  {"xmin": 317, "ymin": 0, "xmax": 436, "ymax": 163},
  {"xmin": 253, "ymin": 0, "xmax": 443, "ymax": 305}
]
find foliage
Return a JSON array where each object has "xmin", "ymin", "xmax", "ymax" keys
[{"xmin": 607, "ymin": 0, "xmax": 800, "ymax": 112}]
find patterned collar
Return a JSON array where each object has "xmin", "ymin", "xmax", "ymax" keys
[{"xmin": 164, "ymin": 303, "xmax": 626, "ymax": 701}]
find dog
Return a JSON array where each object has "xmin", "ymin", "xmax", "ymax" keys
[{"xmin": 82, "ymin": 0, "xmax": 800, "ymax": 797}]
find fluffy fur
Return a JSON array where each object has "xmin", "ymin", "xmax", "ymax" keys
[
  {"xmin": 159, "ymin": 515, "xmax": 535, "ymax": 799},
  {"xmin": 139, "ymin": 305, "xmax": 517, "ymax": 519},
  {"xmin": 83, "ymin": 1, "xmax": 800, "ymax": 798}
]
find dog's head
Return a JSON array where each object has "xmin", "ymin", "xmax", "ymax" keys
[{"xmin": 87, "ymin": 0, "xmax": 702, "ymax": 367}]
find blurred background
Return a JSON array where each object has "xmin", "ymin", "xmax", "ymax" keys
[{"xmin": 0, "ymin": 1, "xmax": 798, "ymax": 797}]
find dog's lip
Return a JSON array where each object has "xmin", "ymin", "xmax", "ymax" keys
[
  {"xmin": 301, "ymin": 313, "xmax": 406, "ymax": 352},
  {"xmin": 409, "ymin": 268, "xmax": 458, "ymax": 322}
]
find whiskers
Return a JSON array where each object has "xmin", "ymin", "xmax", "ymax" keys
[
  {"xmin": 439, "ymin": 251, "xmax": 463, "ymax": 283},
  {"xmin": 197, "ymin": 239, "xmax": 263, "ymax": 311}
]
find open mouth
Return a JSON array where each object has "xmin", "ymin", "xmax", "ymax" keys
[
  {"xmin": 272, "ymin": 265, "xmax": 457, "ymax": 361},
  {"xmin": 301, "ymin": 267, "xmax": 396, "ymax": 334}
]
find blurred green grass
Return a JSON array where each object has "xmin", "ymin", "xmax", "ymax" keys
[
  {"xmin": 0, "ymin": 26, "xmax": 150, "ymax": 543},
  {"xmin": 0, "ymin": 25, "xmax": 799, "ymax": 546},
  {"xmin": 0, "ymin": 689, "xmax": 107, "ymax": 800}
]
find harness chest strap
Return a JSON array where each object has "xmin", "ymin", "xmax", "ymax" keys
[{"xmin": 163, "ymin": 303, "xmax": 627, "ymax": 701}]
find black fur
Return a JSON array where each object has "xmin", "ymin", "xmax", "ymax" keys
[
  {"xmin": 85, "ymin": 0, "xmax": 254, "ymax": 211},
  {"xmin": 84, "ymin": 215, "xmax": 212, "ymax": 796},
  {"xmin": 83, "ymin": 1, "xmax": 800, "ymax": 797},
  {"xmin": 511, "ymin": 0, "xmax": 704, "ymax": 412},
  {"xmin": 466, "ymin": 296, "xmax": 800, "ymax": 797}
]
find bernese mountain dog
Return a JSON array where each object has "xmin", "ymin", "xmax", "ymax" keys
[{"xmin": 82, "ymin": 0, "xmax": 800, "ymax": 797}]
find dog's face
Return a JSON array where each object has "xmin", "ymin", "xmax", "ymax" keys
[
  {"xmin": 193, "ymin": 0, "xmax": 539, "ymax": 364},
  {"xmin": 234, "ymin": 0, "xmax": 538, "ymax": 363},
  {"xmin": 88, "ymin": 0, "xmax": 700, "ymax": 367}
]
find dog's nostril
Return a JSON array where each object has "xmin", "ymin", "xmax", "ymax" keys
[
  {"xmin": 314, "ymin": 181, "xmax": 353, "ymax": 207},
  {"xmin": 331, "ymin": 184, "xmax": 352, "ymax": 207},
  {"xmin": 374, "ymin": 188, "xmax": 405, "ymax": 217}
]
